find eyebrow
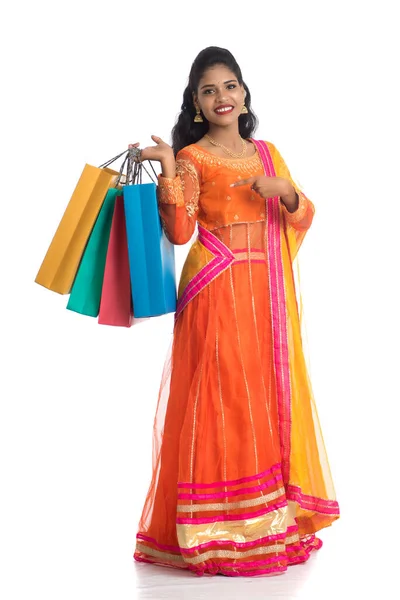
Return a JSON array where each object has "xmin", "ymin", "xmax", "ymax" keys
[{"xmin": 200, "ymin": 79, "xmax": 238, "ymax": 90}]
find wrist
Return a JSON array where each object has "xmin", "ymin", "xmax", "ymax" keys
[
  {"xmin": 161, "ymin": 152, "xmax": 176, "ymax": 178},
  {"xmin": 279, "ymin": 180, "xmax": 298, "ymax": 212}
]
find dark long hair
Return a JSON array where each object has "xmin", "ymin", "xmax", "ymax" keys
[{"xmin": 171, "ymin": 47, "xmax": 258, "ymax": 156}]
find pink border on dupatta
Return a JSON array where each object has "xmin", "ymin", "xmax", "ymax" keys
[
  {"xmin": 175, "ymin": 225, "xmax": 234, "ymax": 319},
  {"xmin": 286, "ymin": 485, "xmax": 340, "ymax": 515},
  {"xmin": 251, "ymin": 139, "xmax": 292, "ymax": 486}
]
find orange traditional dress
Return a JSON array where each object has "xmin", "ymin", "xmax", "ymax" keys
[{"xmin": 134, "ymin": 139, "xmax": 339, "ymax": 577}]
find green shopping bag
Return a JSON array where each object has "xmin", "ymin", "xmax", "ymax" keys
[{"xmin": 66, "ymin": 187, "xmax": 120, "ymax": 316}]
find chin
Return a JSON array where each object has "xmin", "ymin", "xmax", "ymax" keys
[{"xmin": 207, "ymin": 115, "xmax": 238, "ymax": 127}]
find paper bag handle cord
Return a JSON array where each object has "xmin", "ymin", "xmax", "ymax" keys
[
  {"xmin": 98, "ymin": 147, "xmax": 158, "ymax": 185},
  {"xmin": 98, "ymin": 150, "xmax": 128, "ymax": 169},
  {"xmin": 126, "ymin": 148, "xmax": 158, "ymax": 185}
]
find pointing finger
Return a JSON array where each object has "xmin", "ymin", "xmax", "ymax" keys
[{"xmin": 230, "ymin": 176, "xmax": 256, "ymax": 188}]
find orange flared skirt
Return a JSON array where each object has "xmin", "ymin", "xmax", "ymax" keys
[{"xmin": 134, "ymin": 229, "xmax": 339, "ymax": 576}]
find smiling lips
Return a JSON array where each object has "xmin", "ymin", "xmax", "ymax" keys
[{"xmin": 214, "ymin": 105, "xmax": 234, "ymax": 115}]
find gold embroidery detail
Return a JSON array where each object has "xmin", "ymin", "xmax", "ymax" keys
[
  {"xmin": 178, "ymin": 486, "xmax": 285, "ymax": 512},
  {"xmin": 234, "ymin": 214, "xmax": 239, "ymax": 220},
  {"xmin": 177, "ymin": 506, "xmax": 289, "ymax": 548},
  {"xmin": 136, "ymin": 543, "xmax": 184, "ymax": 563},
  {"xmin": 184, "ymin": 146, "xmax": 262, "ymax": 174},
  {"xmin": 157, "ymin": 175, "xmax": 185, "ymax": 207},
  {"xmin": 137, "ymin": 541, "xmax": 290, "ymax": 565},
  {"xmin": 282, "ymin": 191, "xmax": 308, "ymax": 224},
  {"xmin": 176, "ymin": 158, "xmax": 200, "ymax": 217},
  {"xmin": 286, "ymin": 533, "xmax": 300, "ymax": 545},
  {"xmin": 226, "ymin": 195, "xmax": 231, "ymax": 201},
  {"xmin": 211, "ymin": 181, "xmax": 216, "ymax": 186},
  {"xmin": 185, "ymin": 544, "xmax": 285, "ymax": 564},
  {"xmin": 209, "ymin": 219, "xmax": 266, "ymax": 232},
  {"xmin": 234, "ymin": 250, "xmax": 265, "ymax": 262}
]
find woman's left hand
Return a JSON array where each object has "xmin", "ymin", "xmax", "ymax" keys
[
  {"xmin": 231, "ymin": 175, "xmax": 298, "ymax": 211},
  {"xmin": 231, "ymin": 175, "xmax": 292, "ymax": 199}
]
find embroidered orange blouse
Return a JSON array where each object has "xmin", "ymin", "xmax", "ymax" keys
[{"xmin": 157, "ymin": 141, "xmax": 314, "ymax": 249}]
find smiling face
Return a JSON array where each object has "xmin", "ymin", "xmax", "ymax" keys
[{"xmin": 194, "ymin": 64, "xmax": 246, "ymax": 127}]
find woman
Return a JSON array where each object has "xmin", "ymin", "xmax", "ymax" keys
[{"xmin": 132, "ymin": 46, "xmax": 339, "ymax": 577}]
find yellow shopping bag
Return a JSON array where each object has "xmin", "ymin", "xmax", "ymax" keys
[{"xmin": 35, "ymin": 159, "xmax": 122, "ymax": 295}]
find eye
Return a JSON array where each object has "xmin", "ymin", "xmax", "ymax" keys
[
  {"xmin": 227, "ymin": 84, "xmax": 237, "ymax": 89},
  {"xmin": 203, "ymin": 89, "xmax": 215, "ymax": 95}
]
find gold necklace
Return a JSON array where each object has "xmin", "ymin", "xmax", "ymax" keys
[{"xmin": 205, "ymin": 134, "xmax": 247, "ymax": 158}]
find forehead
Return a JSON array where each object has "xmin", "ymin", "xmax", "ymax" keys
[{"xmin": 198, "ymin": 64, "xmax": 238, "ymax": 86}]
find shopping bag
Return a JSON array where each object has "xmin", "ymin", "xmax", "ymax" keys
[
  {"xmin": 98, "ymin": 195, "xmax": 133, "ymax": 327},
  {"xmin": 66, "ymin": 187, "xmax": 120, "ymax": 317},
  {"xmin": 35, "ymin": 162, "xmax": 120, "ymax": 294},
  {"xmin": 124, "ymin": 179, "xmax": 177, "ymax": 318}
]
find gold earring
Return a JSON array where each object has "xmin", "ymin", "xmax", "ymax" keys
[
  {"xmin": 194, "ymin": 106, "xmax": 203, "ymax": 123},
  {"xmin": 241, "ymin": 104, "xmax": 249, "ymax": 114}
]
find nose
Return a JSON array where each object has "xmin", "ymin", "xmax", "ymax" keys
[{"xmin": 215, "ymin": 88, "xmax": 228, "ymax": 103}]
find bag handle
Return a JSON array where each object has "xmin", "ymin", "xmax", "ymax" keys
[
  {"xmin": 114, "ymin": 152, "xmax": 130, "ymax": 188},
  {"xmin": 98, "ymin": 146, "xmax": 159, "ymax": 186},
  {"xmin": 126, "ymin": 147, "xmax": 158, "ymax": 185},
  {"xmin": 98, "ymin": 150, "xmax": 128, "ymax": 169}
]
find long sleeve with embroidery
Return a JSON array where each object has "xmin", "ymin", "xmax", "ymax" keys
[
  {"xmin": 269, "ymin": 143, "xmax": 315, "ymax": 232},
  {"xmin": 267, "ymin": 142, "xmax": 315, "ymax": 259},
  {"xmin": 157, "ymin": 150, "xmax": 200, "ymax": 245}
]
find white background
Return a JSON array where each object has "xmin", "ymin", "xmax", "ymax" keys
[{"xmin": 1, "ymin": 0, "xmax": 399, "ymax": 598}]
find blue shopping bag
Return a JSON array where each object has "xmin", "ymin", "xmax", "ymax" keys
[{"xmin": 123, "ymin": 180, "xmax": 177, "ymax": 318}]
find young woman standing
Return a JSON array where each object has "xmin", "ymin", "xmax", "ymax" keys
[{"xmin": 131, "ymin": 46, "xmax": 339, "ymax": 577}]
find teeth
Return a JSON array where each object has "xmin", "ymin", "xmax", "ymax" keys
[{"xmin": 216, "ymin": 107, "xmax": 233, "ymax": 113}]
